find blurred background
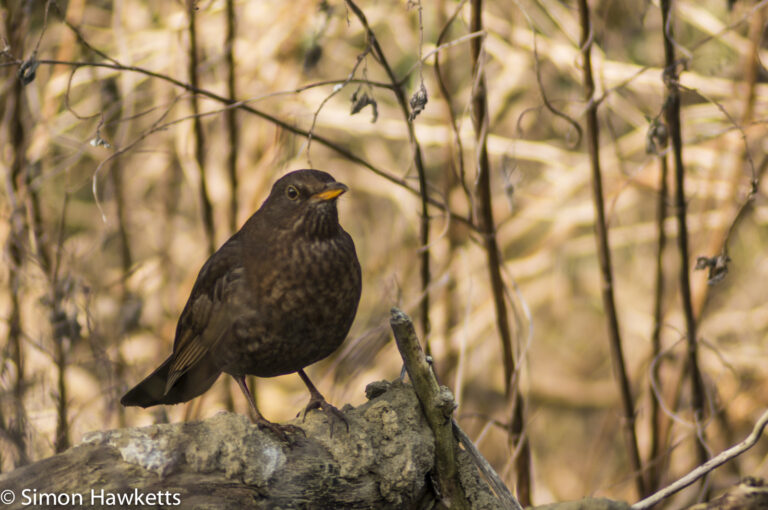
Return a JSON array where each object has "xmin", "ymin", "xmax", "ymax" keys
[{"xmin": 1, "ymin": 0, "xmax": 767, "ymax": 507}]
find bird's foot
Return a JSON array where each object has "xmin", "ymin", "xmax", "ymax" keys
[
  {"xmin": 234, "ymin": 375, "xmax": 305, "ymax": 442},
  {"xmin": 301, "ymin": 395, "xmax": 349, "ymax": 437},
  {"xmin": 251, "ymin": 414, "xmax": 305, "ymax": 442}
]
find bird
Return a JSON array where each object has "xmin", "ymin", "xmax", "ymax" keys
[{"xmin": 121, "ymin": 169, "xmax": 361, "ymax": 438}]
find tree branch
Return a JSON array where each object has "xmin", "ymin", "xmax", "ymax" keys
[
  {"xmin": 660, "ymin": 0, "xmax": 709, "ymax": 471},
  {"xmin": 344, "ymin": 0, "xmax": 433, "ymax": 346},
  {"xmin": 390, "ymin": 307, "xmax": 469, "ymax": 510},
  {"xmin": 577, "ymin": 0, "xmax": 646, "ymax": 497},
  {"xmin": 633, "ymin": 410, "xmax": 768, "ymax": 510}
]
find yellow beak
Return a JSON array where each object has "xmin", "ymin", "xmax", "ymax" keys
[{"xmin": 312, "ymin": 182, "xmax": 349, "ymax": 201}]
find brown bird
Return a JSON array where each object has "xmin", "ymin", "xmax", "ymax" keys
[{"xmin": 121, "ymin": 169, "xmax": 361, "ymax": 437}]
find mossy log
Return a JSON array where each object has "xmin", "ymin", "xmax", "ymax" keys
[{"xmin": 0, "ymin": 380, "xmax": 501, "ymax": 509}]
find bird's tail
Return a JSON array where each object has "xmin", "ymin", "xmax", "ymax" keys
[{"xmin": 120, "ymin": 354, "xmax": 221, "ymax": 407}]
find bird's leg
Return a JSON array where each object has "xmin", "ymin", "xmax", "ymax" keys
[
  {"xmin": 297, "ymin": 369, "xmax": 349, "ymax": 436},
  {"xmin": 233, "ymin": 375, "xmax": 304, "ymax": 441}
]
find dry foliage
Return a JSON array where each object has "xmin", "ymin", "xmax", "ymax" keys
[{"xmin": 1, "ymin": 0, "xmax": 767, "ymax": 507}]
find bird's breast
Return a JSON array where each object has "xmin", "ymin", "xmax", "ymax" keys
[
  {"xmin": 223, "ymin": 232, "xmax": 361, "ymax": 377},
  {"xmin": 264, "ymin": 236, "xmax": 360, "ymax": 323}
]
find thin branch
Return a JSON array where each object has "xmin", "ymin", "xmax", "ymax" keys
[
  {"xmin": 660, "ymin": 0, "xmax": 709, "ymax": 473},
  {"xmin": 306, "ymin": 46, "xmax": 372, "ymax": 167},
  {"xmin": 2, "ymin": 54, "xmax": 475, "ymax": 231},
  {"xmin": 19, "ymin": 114, "xmax": 72, "ymax": 456},
  {"xmin": 513, "ymin": 0, "xmax": 582, "ymax": 149},
  {"xmin": 344, "ymin": 0, "xmax": 433, "ymax": 348},
  {"xmin": 100, "ymin": 79, "xmax": 130, "ymax": 429},
  {"xmin": 648, "ymin": 117, "xmax": 670, "ymax": 492},
  {"xmin": 452, "ymin": 420, "xmax": 522, "ymax": 510},
  {"xmin": 433, "ymin": 3, "xmax": 473, "ymax": 382},
  {"xmin": 408, "ymin": 29, "xmax": 484, "ymax": 89},
  {"xmin": 187, "ymin": 0, "xmax": 215, "ymax": 256},
  {"xmin": 633, "ymin": 410, "xmax": 768, "ymax": 510},
  {"xmin": 577, "ymin": 0, "xmax": 646, "ymax": 498},
  {"xmin": 2, "ymin": 5, "xmax": 31, "ymax": 464},
  {"xmin": 469, "ymin": 0, "xmax": 531, "ymax": 505},
  {"xmin": 470, "ymin": 0, "xmax": 512, "ymax": 405},
  {"xmin": 682, "ymin": 8, "xmax": 763, "ymax": 293},
  {"xmin": 390, "ymin": 308, "xmax": 469, "ymax": 510},
  {"xmin": 434, "ymin": 0, "xmax": 472, "ymax": 207},
  {"xmin": 224, "ymin": 0, "xmax": 239, "ymax": 234}
]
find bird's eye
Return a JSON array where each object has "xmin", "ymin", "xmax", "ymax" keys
[{"xmin": 285, "ymin": 185, "xmax": 299, "ymax": 200}]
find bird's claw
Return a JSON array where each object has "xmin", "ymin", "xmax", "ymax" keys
[
  {"xmin": 302, "ymin": 396, "xmax": 350, "ymax": 437},
  {"xmin": 252, "ymin": 417, "xmax": 306, "ymax": 443}
]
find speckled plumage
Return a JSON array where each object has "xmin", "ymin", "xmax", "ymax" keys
[{"xmin": 121, "ymin": 170, "xmax": 361, "ymax": 433}]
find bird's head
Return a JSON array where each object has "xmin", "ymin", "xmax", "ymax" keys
[{"xmin": 261, "ymin": 169, "xmax": 349, "ymax": 238}]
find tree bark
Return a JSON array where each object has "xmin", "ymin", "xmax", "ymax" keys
[{"xmin": 0, "ymin": 381, "xmax": 501, "ymax": 509}]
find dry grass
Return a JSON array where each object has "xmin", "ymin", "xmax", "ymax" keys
[{"xmin": 1, "ymin": 0, "xmax": 767, "ymax": 506}]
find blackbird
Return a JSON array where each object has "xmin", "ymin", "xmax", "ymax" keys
[{"xmin": 121, "ymin": 169, "xmax": 361, "ymax": 437}]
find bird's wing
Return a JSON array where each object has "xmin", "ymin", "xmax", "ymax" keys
[{"xmin": 164, "ymin": 234, "xmax": 246, "ymax": 394}]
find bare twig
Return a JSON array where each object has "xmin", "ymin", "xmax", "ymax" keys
[
  {"xmin": 100, "ymin": 78, "xmax": 130, "ymax": 428},
  {"xmin": 52, "ymin": 280, "xmax": 70, "ymax": 452},
  {"xmin": 187, "ymin": 0, "xmax": 215, "ymax": 256},
  {"xmin": 687, "ymin": 7, "xmax": 763, "ymax": 308},
  {"xmin": 306, "ymin": 46, "xmax": 372, "ymax": 167},
  {"xmin": 469, "ymin": 0, "xmax": 512, "ymax": 397},
  {"xmin": 469, "ymin": 0, "xmax": 531, "ymax": 505},
  {"xmin": 660, "ymin": 0, "xmax": 709, "ymax": 473},
  {"xmin": 452, "ymin": 420, "xmax": 522, "ymax": 510},
  {"xmin": 577, "ymin": 0, "xmax": 646, "ymax": 498},
  {"xmin": 344, "ymin": 0, "xmax": 433, "ymax": 348},
  {"xmin": 515, "ymin": 2, "xmax": 582, "ymax": 149},
  {"xmin": 26, "ymin": 150, "xmax": 75, "ymax": 457},
  {"xmin": 409, "ymin": 29, "xmax": 484, "ymax": 89},
  {"xmin": 220, "ymin": 0, "xmax": 240, "ymax": 414},
  {"xmin": 648, "ymin": 117, "xmax": 670, "ymax": 492},
  {"xmin": 390, "ymin": 307, "xmax": 469, "ymax": 510},
  {"xmin": 224, "ymin": 0, "xmax": 239, "ymax": 234},
  {"xmin": 633, "ymin": 410, "xmax": 768, "ymax": 510},
  {"xmin": 9, "ymin": 1, "xmax": 79, "ymax": 449},
  {"xmin": 2, "ymin": 53, "xmax": 476, "ymax": 231},
  {"xmin": 2, "ymin": 3, "xmax": 31, "ymax": 465},
  {"xmin": 433, "ymin": 1, "xmax": 472, "ymax": 385},
  {"xmin": 23, "ymin": 134, "xmax": 72, "ymax": 456},
  {"xmin": 434, "ymin": 0, "xmax": 472, "ymax": 206}
]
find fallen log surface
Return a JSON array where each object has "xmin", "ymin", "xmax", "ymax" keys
[{"xmin": 0, "ymin": 380, "xmax": 500, "ymax": 509}]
